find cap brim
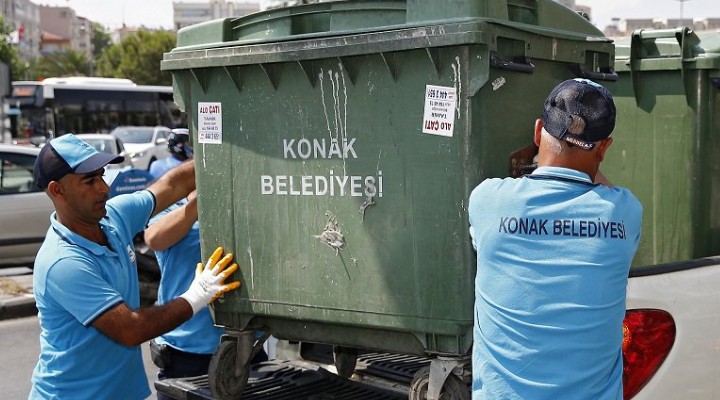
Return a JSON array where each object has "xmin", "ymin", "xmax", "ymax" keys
[{"xmin": 74, "ymin": 153, "xmax": 125, "ymax": 174}]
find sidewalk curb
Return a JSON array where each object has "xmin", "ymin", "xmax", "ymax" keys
[{"xmin": 0, "ymin": 295, "xmax": 37, "ymax": 321}]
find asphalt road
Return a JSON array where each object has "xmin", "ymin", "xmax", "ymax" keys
[{"xmin": 0, "ymin": 315, "xmax": 161, "ymax": 399}]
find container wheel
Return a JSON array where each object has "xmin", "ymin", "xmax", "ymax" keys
[
  {"xmin": 208, "ymin": 340, "xmax": 250, "ymax": 400},
  {"xmin": 408, "ymin": 366, "xmax": 470, "ymax": 400},
  {"xmin": 332, "ymin": 345, "xmax": 357, "ymax": 378}
]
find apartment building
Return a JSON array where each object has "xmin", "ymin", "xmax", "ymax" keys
[
  {"xmin": 0, "ymin": 0, "xmax": 41, "ymax": 60},
  {"xmin": 39, "ymin": 6, "xmax": 92, "ymax": 57},
  {"xmin": 173, "ymin": 0, "xmax": 260, "ymax": 31}
]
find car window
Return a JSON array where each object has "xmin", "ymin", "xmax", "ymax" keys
[
  {"xmin": 157, "ymin": 130, "xmax": 169, "ymax": 141},
  {"xmin": 83, "ymin": 138, "xmax": 115, "ymax": 155},
  {"xmin": 0, "ymin": 151, "xmax": 39, "ymax": 194},
  {"xmin": 114, "ymin": 129, "xmax": 154, "ymax": 144}
]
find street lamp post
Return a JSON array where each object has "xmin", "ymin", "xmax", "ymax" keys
[{"xmin": 674, "ymin": 0, "xmax": 691, "ymax": 23}]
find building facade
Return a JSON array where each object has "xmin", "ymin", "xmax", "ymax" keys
[
  {"xmin": 38, "ymin": 6, "xmax": 92, "ymax": 57},
  {"xmin": 173, "ymin": 0, "xmax": 260, "ymax": 31},
  {"xmin": 1, "ymin": 0, "xmax": 41, "ymax": 60}
]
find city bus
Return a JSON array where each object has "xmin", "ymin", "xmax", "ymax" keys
[{"xmin": 6, "ymin": 77, "xmax": 186, "ymax": 143}]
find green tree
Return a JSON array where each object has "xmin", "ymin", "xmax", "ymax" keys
[
  {"xmin": 32, "ymin": 49, "xmax": 92, "ymax": 79},
  {"xmin": 90, "ymin": 22, "xmax": 112, "ymax": 61},
  {"xmin": 0, "ymin": 15, "xmax": 29, "ymax": 80},
  {"xmin": 96, "ymin": 30, "xmax": 176, "ymax": 86}
]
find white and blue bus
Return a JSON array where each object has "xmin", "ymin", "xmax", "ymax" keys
[{"xmin": 6, "ymin": 77, "xmax": 185, "ymax": 142}]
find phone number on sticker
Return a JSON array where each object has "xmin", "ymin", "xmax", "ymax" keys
[
  {"xmin": 202, "ymin": 133, "xmax": 220, "ymax": 140},
  {"xmin": 427, "ymin": 88, "xmax": 450, "ymax": 100}
]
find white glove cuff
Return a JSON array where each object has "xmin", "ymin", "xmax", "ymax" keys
[{"xmin": 180, "ymin": 288, "xmax": 207, "ymax": 315}]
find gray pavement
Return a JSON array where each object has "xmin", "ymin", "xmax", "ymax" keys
[{"xmin": 0, "ymin": 269, "xmax": 37, "ymax": 321}]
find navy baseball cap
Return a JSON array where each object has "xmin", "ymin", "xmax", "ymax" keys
[
  {"xmin": 34, "ymin": 133, "xmax": 124, "ymax": 189},
  {"xmin": 542, "ymin": 78, "xmax": 616, "ymax": 151}
]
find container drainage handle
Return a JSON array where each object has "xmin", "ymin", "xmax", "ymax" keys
[
  {"xmin": 569, "ymin": 64, "xmax": 618, "ymax": 82},
  {"xmin": 490, "ymin": 53, "xmax": 535, "ymax": 74}
]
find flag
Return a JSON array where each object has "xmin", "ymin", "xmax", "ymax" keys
[{"xmin": 8, "ymin": 25, "xmax": 23, "ymax": 44}]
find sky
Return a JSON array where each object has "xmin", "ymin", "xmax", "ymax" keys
[{"xmin": 38, "ymin": 0, "xmax": 720, "ymax": 31}]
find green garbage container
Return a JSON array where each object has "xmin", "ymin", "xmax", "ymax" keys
[
  {"xmin": 603, "ymin": 28, "xmax": 720, "ymax": 268},
  {"xmin": 161, "ymin": 0, "xmax": 615, "ymax": 397}
]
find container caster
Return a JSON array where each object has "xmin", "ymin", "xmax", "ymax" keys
[
  {"xmin": 408, "ymin": 357, "xmax": 470, "ymax": 400},
  {"xmin": 208, "ymin": 331, "xmax": 269, "ymax": 400},
  {"xmin": 332, "ymin": 345, "xmax": 358, "ymax": 378}
]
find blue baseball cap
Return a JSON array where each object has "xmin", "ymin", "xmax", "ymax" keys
[
  {"xmin": 542, "ymin": 78, "xmax": 616, "ymax": 151},
  {"xmin": 33, "ymin": 133, "xmax": 124, "ymax": 189}
]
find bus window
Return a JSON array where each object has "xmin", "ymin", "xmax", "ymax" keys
[
  {"xmin": 12, "ymin": 107, "xmax": 52, "ymax": 139},
  {"xmin": 6, "ymin": 78, "xmax": 188, "ymax": 140}
]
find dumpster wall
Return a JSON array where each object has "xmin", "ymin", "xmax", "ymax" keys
[
  {"xmin": 162, "ymin": 0, "xmax": 615, "ymax": 356},
  {"xmin": 604, "ymin": 28, "xmax": 720, "ymax": 268}
]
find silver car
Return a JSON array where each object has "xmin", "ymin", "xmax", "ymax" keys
[
  {"xmin": 110, "ymin": 126, "xmax": 172, "ymax": 170},
  {"xmin": 76, "ymin": 133, "xmax": 134, "ymax": 169},
  {"xmin": 0, "ymin": 144, "xmax": 53, "ymax": 268},
  {"xmin": 0, "ymin": 142, "xmax": 160, "ymax": 302}
]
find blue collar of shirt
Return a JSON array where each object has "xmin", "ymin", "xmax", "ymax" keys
[
  {"xmin": 49, "ymin": 212, "xmax": 118, "ymax": 257},
  {"xmin": 529, "ymin": 166, "xmax": 594, "ymax": 185}
]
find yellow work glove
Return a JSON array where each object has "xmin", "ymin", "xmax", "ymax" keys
[{"xmin": 179, "ymin": 247, "xmax": 241, "ymax": 314}]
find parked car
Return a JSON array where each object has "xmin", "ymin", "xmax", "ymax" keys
[
  {"xmin": 0, "ymin": 142, "xmax": 160, "ymax": 301},
  {"xmin": 623, "ymin": 258, "xmax": 720, "ymax": 400},
  {"xmin": 110, "ymin": 126, "xmax": 172, "ymax": 170},
  {"xmin": 0, "ymin": 144, "xmax": 52, "ymax": 268},
  {"xmin": 75, "ymin": 133, "xmax": 134, "ymax": 169}
]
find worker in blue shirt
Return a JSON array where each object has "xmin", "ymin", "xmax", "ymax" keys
[
  {"xmin": 145, "ymin": 145, "xmax": 267, "ymax": 399},
  {"xmin": 30, "ymin": 133, "xmax": 241, "ymax": 400},
  {"xmin": 149, "ymin": 128, "xmax": 192, "ymax": 180},
  {"xmin": 468, "ymin": 79, "xmax": 642, "ymax": 400}
]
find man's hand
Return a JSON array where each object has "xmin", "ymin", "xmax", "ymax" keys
[{"xmin": 180, "ymin": 247, "xmax": 241, "ymax": 314}]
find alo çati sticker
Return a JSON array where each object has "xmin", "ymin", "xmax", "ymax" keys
[
  {"xmin": 198, "ymin": 102, "xmax": 222, "ymax": 144},
  {"xmin": 422, "ymin": 85, "xmax": 456, "ymax": 137}
]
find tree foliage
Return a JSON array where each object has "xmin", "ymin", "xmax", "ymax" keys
[
  {"xmin": 31, "ymin": 49, "xmax": 92, "ymax": 79},
  {"xmin": 90, "ymin": 22, "xmax": 112, "ymax": 61},
  {"xmin": 96, "ymin": 30, "xmax": 176, "ymax": 86},
  {"xmin": 0, "ymin": 15, "xmax": 28, "ymax": 80}
]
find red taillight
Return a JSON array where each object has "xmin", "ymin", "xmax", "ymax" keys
[{"xmin": 622, "ymin": 309, "xmax": 676, "ymax": 399}]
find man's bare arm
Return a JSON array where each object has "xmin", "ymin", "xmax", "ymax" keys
[
  {"xmin": 145, "ymin": 195, "xmax": 198, "ymax": 252},
  {"xmin": 92, "ymin": 299, "xmax": 193, "ymax": 347},
  {"xmin": 93, "ymin": 247, "xmax": 240, "ymax": 347},
  {"xmin": 146, "ymin": 160, "xmax": 196, "ymax": 218}
]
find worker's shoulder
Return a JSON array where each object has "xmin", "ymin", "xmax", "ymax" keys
[
  {"xmin": 598, "ymin": 184, "xmax": 643, "ymax": 210},
  {"xmin": 106, "ymin": 189, "xmax": 155, "ymax": 214},
  {"xmin": 469, "ymin": 177, "xmax": 520, "ymax": 209},
  {"xmin": 471, "ymin": 176, "xmax": 519, "ymax": 195}
]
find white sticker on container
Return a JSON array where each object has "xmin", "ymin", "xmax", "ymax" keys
[
  {"xmin": 422, "ymin": 85, "xmax": 456, "ymax": 137},
  {"xmin": 198, "ymin": 102, "xmax": 222, "ymax": 144}
]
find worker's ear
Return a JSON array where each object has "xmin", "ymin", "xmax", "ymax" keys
[
  {"xmin": 47, "ymin": 180, "xmax": 64, "ymax": 200},
  {"xmin": 596, "ymin": 137, "xmax": 613, "ymax": 163},
  {"xmin": 533, "ymin": 119, "xmax": 543, "ymax": 146}
]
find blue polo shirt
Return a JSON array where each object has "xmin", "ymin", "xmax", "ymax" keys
[
  {"xmin": 149, "ymin": 201, "xmax": 223, "ymax": 354},
  {"xmin": 468, "ymin": 166, "xmax": 642, "ymax": 400},
  {"xmin": 149, "ymin": 156, "xmax": 182, "ymax": 180},
  {"xmin": 30, "ymin": 190, "xmax": 156, "ymax": 400}
]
